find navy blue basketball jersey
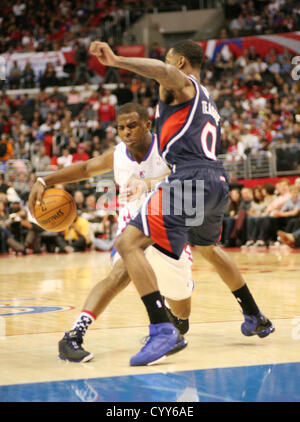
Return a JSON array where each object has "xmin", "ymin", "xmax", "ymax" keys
[{"xmin": 155, "ymin": 75, "xmax": 222, "ymax": 167}]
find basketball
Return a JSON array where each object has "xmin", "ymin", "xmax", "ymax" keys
[{"xmin": 34, "ymin": 188, "xmax": 77, "ymax": 232}]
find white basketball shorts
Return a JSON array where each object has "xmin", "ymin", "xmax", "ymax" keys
[{"xmin": 111, "ymin": 244, "xmax": 194, "ymax": 300}]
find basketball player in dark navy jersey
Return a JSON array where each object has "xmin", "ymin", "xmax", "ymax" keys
[{"xmin": 89, "ymin": 39, "xmax": 274, "ymax": 366}]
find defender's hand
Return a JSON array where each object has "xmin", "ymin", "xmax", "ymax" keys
[
  {"xmin": 89, "ymin": 42, "xmax": 118, "ymax": 67},
  {"xmin": 28, "ymin": 181, "xmax": 45, "ymax": 217},
  {"xmin": 121, "ymin": 177, "xmax": 148, "ymax": 203}
]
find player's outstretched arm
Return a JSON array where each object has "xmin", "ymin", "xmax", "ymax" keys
[
  {"xmin": 28, "ymin": 148, "xmax": 114, "ymax": 216},
  {"xmin": 89, "ymin": 41, "xmax": 189, "ymax": 92}
]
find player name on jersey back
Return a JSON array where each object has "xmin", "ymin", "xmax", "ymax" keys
[{"xmin": 201, "ymin": 100, "xmax": 220, "ymax": 126}]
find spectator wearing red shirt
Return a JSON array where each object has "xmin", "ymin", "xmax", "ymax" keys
[
  {"xmin": 72, "ymin": 143, "xmax": 90, "ymax": 163},
  {"xmin": 97, "ymin": 97, "xmax": 116, "ymax": 128}
]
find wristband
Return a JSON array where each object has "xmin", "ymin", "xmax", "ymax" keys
[{"xmin": 37, "ymin": 177, "xmax": 46, "ymax": 187}]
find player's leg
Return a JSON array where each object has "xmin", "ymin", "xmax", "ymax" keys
[
  {"xmin": 164, "ymin": 297, "xmax": 191, "ymax": 320},
  {"xmin": 188, "ymin": 167, "xmax": 274, "ymax": 339},
  {"xmin": 145, "ymin": 244, "xmax": 193, "ymax": 335},
  {"xmin": 164, "ymin": 297, "xmax": 191, "ymax": 335},
  {"xmin": 58, "ymin": 259, "xmax": 130, "ymax": 362},
  {"xmin": 196, "ymin": 243, "xmax": 275, "ymax": 338},
  {"xmin": 197, "ymin": 243, "xmax": 245, "ymax": 291},
  {"xmin": 115, "ymin": 222, "xmax": 188, "ymax": 366}
]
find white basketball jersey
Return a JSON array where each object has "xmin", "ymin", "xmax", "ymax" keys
[{"xmin": 114, "ymin": 133, "xmax": 169, "ymax": 236}]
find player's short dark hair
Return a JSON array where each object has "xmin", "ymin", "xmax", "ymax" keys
[
  {"xmin": 171, "ymin": 39, "xmax": 203, "ymax": 69},
  {"xmin": 117, "ymin": 102, "xmax": 149, "ymax": 121}
]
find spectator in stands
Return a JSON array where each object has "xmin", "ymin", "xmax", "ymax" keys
[
  {"xmin": 54, "ymin": 214, "xmax": 90, "ymax": 253},
  {"xmin": 229, "ymin": 15, "xmax": 245, "ymax": 35},
  {"xmin": 294, "ymin": 177, "xmax": 300, "ymax": 190},
  {"xmin": 261, "ymin": 183, "xmax": 276, "ymax": 207},
  {"xmin": 228, "ymin": 171, "xmax": 244, "ymax": 191},
  {"xmin": 9, "ymin": 61, "xmax": 22, "ymax": 89},
  {"xmin": 31, "ymin": 145, "xmax": 51, "ymax": 172},
  {"xmin": 13, "ymin": 171, "xmax": 29, "ymax": 199},
  {"xmin": 14, "ymin": 133, "xmax": 30, "ymax": 160},
  {"xmin": 244, "ymin": 185, "xmax": 273, "ymax": 247},
  {"xmin": 229, "ymin": 187, "xmax": 253, "ymax": 246},
  {"xmin": 74, "ymin": 62, "xmax": 91, "ymax": 85},
  {"xmin": 57, "ymin": 147, "xmax": 73, "ymax": 168},
  {"xmin": 90, "ymin": 136, "xmax": 101, "ymax": 156},
  {"xmin": 239, "ymin": 125, "xmax": 261, "ymax": 157},
  {"xmin": 113, "ymin": 82, "xmax": 134, "ymax": 106},
  {"xmin": 97, "ymin": 96, "xmax": 116, "ymax": 128},
  {"xmin": 222, "ymin": 188, "xmax": 241, "ymax": 247},
  {"xmin": 67, "ymin": 88, "xmax": 81, "ymax": 116},
  {"xmin": 272, "ymin": 185, "xmax": 300, "ymax": 222},
  {"xmin": 265, "ymin": 178, "xmax": 291, "ymax": 217},
  {"xmin": 225, "ymin": 134, "xmax": 245, "ymax": 163},
  {"xmin": 149, "ymin": 42, "xmax": 165, "ymax": 61},
  {"xmin": 250, "ymin": 179, "xmax": 292, "ymax": 247},
  {"xmin": 267, "ymin": 55, "xmax": 281, "ymax": 75},
  {"xmin": 74, "ymin": 190, "xmax": 85, "ymax": 214},
  {"xmin": 40, "ymin": 63, "xmax": 58, "ymax": 90},
  {"xmin": 0, "ymin": 134, "xmax": 14, "ymax": 168},
  {"xmin": 0, "ymin": 198, "xmax": 29, "ymax": 254},
  {"xmin": 22, "ymin": 62, "xmax": 35, "ymax": 88},
  {"xmin": 0, "ymin": 173, "xmax": 10, "ymax": 195},
  {"xmin": 90, "ymin": 120, "xmax": 106, "ymax": 142},
  {"xmin": 6, "ymin": 199, "xmax": 39, "ymax": 254},
  {"xmin": 72, "ymin": 143, "xmax": 90, "ymax": 163},
  {"xmin": 257, "ymin": 185, "xmax": 300, "ymax": 246},
  {"xmin": 220, "ymin": 100, "xmax": 235, "ymax": 120}
]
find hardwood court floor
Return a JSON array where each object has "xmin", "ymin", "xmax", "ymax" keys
[{"xmin": 0, "ymin": 246, "xmax": 300, "ymax": 402}]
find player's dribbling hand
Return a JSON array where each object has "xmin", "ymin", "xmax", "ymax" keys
[
  {"xmin": 28, "ymin": 182, "xmax": 45, "ymax": 217},
  {"xmin": 89, "ymin": 42, "xmax": 118, "ymax": 67}
]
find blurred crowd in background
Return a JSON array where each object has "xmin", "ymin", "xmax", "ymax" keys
[
  {"xmin": 0, "ymin": 0, "xmax": 299, "ymax": 55},
  {"xmin": 0, "ymin": 0, "xmax": 300, "ymax": 254}
]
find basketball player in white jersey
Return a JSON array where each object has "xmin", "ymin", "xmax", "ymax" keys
[{"xmin": 28, "ymin": 103, "xmax": 192, "ymax": 362}]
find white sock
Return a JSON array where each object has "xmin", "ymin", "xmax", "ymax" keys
[{"xmin": 71, "ymin": 310, "xmax": 96, "ymax": 336}]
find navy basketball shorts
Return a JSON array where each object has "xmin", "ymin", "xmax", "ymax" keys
[{"xmin": 129, "ymin": 162, "xmax": 229, "ymax": 259}]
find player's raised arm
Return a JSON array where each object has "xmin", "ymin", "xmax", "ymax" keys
[
  {"xmin": 89, "ymin": 41, "xmax": 190, "ymax": 92},
  {"xmin": 28, "ymin": 148, "xmax": 114, "ymax": 216}
]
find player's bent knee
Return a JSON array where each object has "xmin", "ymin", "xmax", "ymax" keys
[
  {"xmin": 115, "ymin": 227, "xmax": 152, "ymax": 258},
  {"xmin": 114, "ymin": 235, "xmax": 129, "ymax": 258},
  {"xmin": 198, "ymin": 244, "xmax": 218, "ymax": 261}
]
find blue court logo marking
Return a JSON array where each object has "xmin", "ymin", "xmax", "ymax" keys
[{"xmin": 0, "ymin": 299, "xmax": 73, "ymax": 317}]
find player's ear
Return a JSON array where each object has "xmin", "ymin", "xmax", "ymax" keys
[
  {"xmin": 146, "ymin": 119, "xmax": 152, "ymax": 131},
  {"xmin": 177, "ymin": 56, "xmax": 186, "ymax": 69}
]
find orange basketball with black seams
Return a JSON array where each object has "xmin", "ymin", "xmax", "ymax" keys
[{"xmin": 34, "ymin": 188, "xmax": 77, "ymax": 232}]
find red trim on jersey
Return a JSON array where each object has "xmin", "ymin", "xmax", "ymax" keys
[
  {"xmin": 184, "ymin": 244, "xmax": 194, "ymax": 263},
  {"xmin": 160, "ymin": 105, "xmax": 191, "ymax": 150},
  {"xmin": 147, "ymin": 188, "xmax": 172, "ymax": 253},
  {"xmin": 218, "ymin": 225, "xmax": 223, "ymax": 242}
]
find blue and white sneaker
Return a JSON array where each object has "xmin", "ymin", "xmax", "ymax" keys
[
  {"xmin": 241, "ymin": 313, "xmax": 275, "ymax": 338},
  {"xmin": 130, "ymin": 322, "xmax": 187, "ymax": 366}
]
